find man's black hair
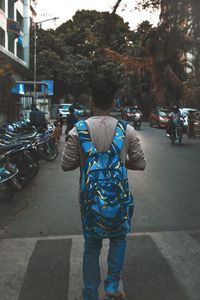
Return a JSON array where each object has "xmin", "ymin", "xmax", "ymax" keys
[{"xmin": 89, "ymin": 75, "xmax": 118, "ymax": 110}]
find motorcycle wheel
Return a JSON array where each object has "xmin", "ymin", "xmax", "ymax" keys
[
  {"xmin": 0, "ymin": 182, "xmax": 15, "ymax": 202},
  {"xmin": 12, "ymin": 161, "xmax": 39, "ymax": 191},
  {"xmin": 42, "ymin": 141, "xmax": 58, "ymax": 161},
  {"xmin": 177, "ymin": 129, "xmax": 182, "ymax": 145},
  {"xmin": 170, "ymin": 134, "xmax": 175, "ymax": 144},
  {"xmin": 178, "ymin": 136, "xmax": 182, "ymax": 145},
  {"xmin": 136, "ymin": 122, "xmax": 141, "ymax": 130},
  {"xmin": 27, "ymin": 161, "xmax": 39, "ymax": 181}
]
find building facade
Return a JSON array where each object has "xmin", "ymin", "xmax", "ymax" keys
[{"xmin": 0, "ymin": 0, "xmax": 36, "ymax": 122}]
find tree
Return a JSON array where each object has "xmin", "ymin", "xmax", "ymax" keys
[
  {"xmin": 113, "ymin": 0, "xmax": 200, "ymax": 108},
  {"xmin": 27, "ymin": 10, "xmax": 132, "ymax": 103}
]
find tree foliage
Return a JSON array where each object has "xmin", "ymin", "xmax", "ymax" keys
[
  {"xmin": 26, "ymin": 3, "xmax": 200, "ymax": 111},
  {"xmin": 26, "ymin": 10, "xmax": 131, "ymax": 103}
]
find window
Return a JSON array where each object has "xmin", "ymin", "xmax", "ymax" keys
[
  {"xmin": 0, "ymin": 28, "xmax": 5, "ymax": 46},
  {"xmin": 8, "ymin": 32, "xmax": 15, "ymax": 53},
  {"xmin": 8, "ymin": 1, "xmax": 14, "ymax": 19},
  {"xmin": 17, "ymin": 11, "xmax": 23, "ymax": 33},
  {"xmin": 17, "ymin": 43, "xmax": 24, "ymax": 59},
  {"xmin": 0, "ymin": 0, "xmax": 5, "ymax": 12}
]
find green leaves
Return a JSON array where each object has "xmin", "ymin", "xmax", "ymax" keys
[{"xmin": 26, "ymin": 9, "xmax": 131, "ymax": 101}]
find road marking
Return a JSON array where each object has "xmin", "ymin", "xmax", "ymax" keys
[
  {"xmin": 68, "ymin": 236, "xmax": 84, "ymax": 300},
  {"xmin": 0, "ymin": 230, "xmax": 200, "ymax": 300},
  {"xmin": 0, "ymin": 238, "xmax": 35, "ymax": 300},
  {"xmin": 151, "ymin": 231, "xmax": 200, "ymax": 300}
]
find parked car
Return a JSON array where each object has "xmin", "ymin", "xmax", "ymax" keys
[
  {"xmin": 149, "ymin": 108, "xmax": 170, "ymax": 128},
  {"xmin": 58, "ymin": 103, "xmax": 80, "ymax": 120},
  {"xmin": 179, "ymin": 108, "xmax": 198, "ymax": 130},
  {"xmin": 75, "ymin": 104, "xmax": 86, "ymax": 116},
  {"xmin": 58, "ymin": 103, "xmax": 72, "ymax": 120},
  {"xmin": 194, "ymin": 111, "xmax": 200, "ymax": 136}
]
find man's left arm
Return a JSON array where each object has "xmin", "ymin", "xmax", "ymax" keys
[
  {"xmin": 61, "ymin": 129, "xmax": 80, "ymax": 171},
  {"xmin": 125, "ymin": 126, "xmax": 146, "ymax": 171}
]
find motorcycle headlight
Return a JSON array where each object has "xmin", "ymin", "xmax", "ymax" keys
[{"xmin": 135, "ymin": 113, "xmax": 140, "ymax": 118}]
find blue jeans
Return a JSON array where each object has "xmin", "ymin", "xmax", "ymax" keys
[{"xmin": 83, "ymin": 236, "xmax": 126, "ymax": 300}]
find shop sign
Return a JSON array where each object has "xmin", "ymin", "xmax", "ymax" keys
[
  {"xmin": 11, "ymin": 83, "xmax": 25, "ymax": 95},
  {"xmin": 42, "ymin": 80, "xmax": 54, "ymax": 96}
]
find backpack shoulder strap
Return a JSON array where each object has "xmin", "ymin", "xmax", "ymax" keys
[
  {"xmin": 75, "ymin": 120, "xmax": 97, "ymax": 155},
  {"xmin": 109, "ymin": 119, "xmax": 128, "ymax": 154}
]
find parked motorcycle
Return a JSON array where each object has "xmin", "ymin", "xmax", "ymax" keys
[
  {"xmin": 3, "ymin": 142, "xmax": 39, "ymax": 183},
  {"xmin": 0, "ymin": 141, "xmax": 39, "ymax": 201},
  {"xmin": 34, "ymin": 127, "xmax": 58, "ymax": 161},
  {"xmin": 0, "ymin": 154, "xmax": 17, "ymax": 201},
  {"xmin": 2, "ymin": 121, "xmax": 58, "ymax": 162}
]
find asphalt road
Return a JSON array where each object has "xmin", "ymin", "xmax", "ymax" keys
[{"xmin": 0, "ymin": 122, "xmax": 200, "ymax": 300}]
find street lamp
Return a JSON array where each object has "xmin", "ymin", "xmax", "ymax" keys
[{"xmin": 33, "ymin": 17, "xmax": 59, "ymax": 104}]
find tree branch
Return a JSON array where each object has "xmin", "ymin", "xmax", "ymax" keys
[{"xmin": 112, "ymin": 0, "xmax": 122, "ymax": 14}]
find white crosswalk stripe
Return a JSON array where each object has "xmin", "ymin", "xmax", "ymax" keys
[
  {"xmin": 0, "ymin": 238, "xmax": 36, "ymax": 300},
  {"xmin": 150, "ymin": 231, "xmax": 200, "ymax": 300},
  {"xmin": 68, "ymin": 236, "xmax": 83, "ymax": 300},
  {"xmin": 0, "ymin": 230, "xmax": 200, "ymax": 300}
]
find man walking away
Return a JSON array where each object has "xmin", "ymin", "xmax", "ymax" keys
[
  {"xmin": 61, "ymin": 75, "xmax": 146, "ymax": 300},
  {"xmin": 65, "ymin": 106, "xmax": 78, "ymax": 140}
]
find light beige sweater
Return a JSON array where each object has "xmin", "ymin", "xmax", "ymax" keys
[{"xmin": 61, "ymin": 116, "xmax": 146, "ymax": 171}]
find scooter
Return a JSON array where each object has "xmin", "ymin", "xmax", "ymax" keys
[
  {"xmin": 169, "ymin": 124, "xmax": 183, "ymax": 145},
  {"xmin": 133, "ymin": 112, "xmax": 142, "ymax": 130}
]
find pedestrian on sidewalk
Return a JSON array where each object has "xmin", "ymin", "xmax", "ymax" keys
[
  {"xmin": 29, "ymin": 103, "xmax": 47, "ymax": 130},
  {"xmin": 65, "ymin": 106, "xmax": 78, "ymax": 141},
  {"xmin": 61, "ymin": 75, "xmax": 146, "ymax": 300}
]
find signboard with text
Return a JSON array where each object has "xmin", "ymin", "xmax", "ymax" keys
[
  {"xmin": 11, "ymin": 83, "xmax": 24, "ymax": 95},
  {"xmin": 41, "ymin": 80, "xmax": 53, "ymax": 96}
]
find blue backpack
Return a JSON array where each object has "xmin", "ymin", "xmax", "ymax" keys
[{"xmin": 75, "ymin": 119, "xmax": 134, "ymax": 239}]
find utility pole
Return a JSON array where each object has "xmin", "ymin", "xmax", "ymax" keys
[{"xmin": 33, "ymin": 17, "xmax": 59, "ymax": 104}]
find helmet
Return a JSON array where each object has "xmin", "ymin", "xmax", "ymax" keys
[
  {"xmin": 69, "ymin": 106, "xmax": 74, "ymax": 113},
  {"xmin": 7, "ymin": 124, "xmax": 15, "ymax": 132}
]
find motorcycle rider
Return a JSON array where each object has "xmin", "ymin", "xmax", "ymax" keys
[
  {"xmin": 133, "ymin": 106, "xmax": 142, "ymax": 130},
  {"xmin": 29, "ymin": 103, "xmax": 47, "ymax": 130},
  {"xmin": 166, "ymin": 105, "xmax": 182, "ymax": 136}
]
